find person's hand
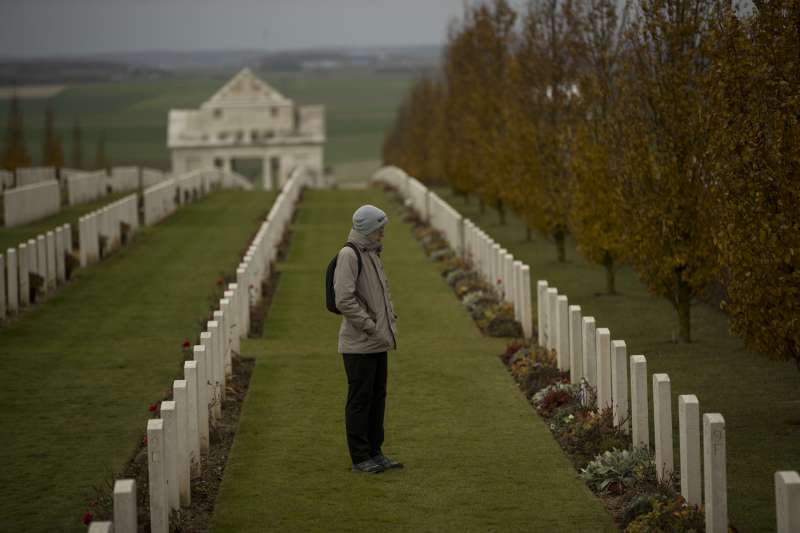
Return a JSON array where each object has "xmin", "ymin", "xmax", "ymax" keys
[{"xmin": 364, "ymin": 319, "xmax": 377, "ymax": 336}]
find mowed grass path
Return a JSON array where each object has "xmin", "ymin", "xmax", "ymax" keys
[
  {"xmin": 211, "ymin": 189, "xmax": 616, "ymax": 532},
  {"xmin": 0, "ymin": 190, "xmax": 275, "ymax": 532},
  {"xmin": 0, "ymin": 192, "xmax": 128, "ymax": 254},
  {"xmin": 435, "ymin": 189, "xmax": 800, "ymax": 532}
]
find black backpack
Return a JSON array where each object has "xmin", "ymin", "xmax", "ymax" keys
[{"xmin": 325, "ymin": 242, "xmax": 362, "ymax": 314}]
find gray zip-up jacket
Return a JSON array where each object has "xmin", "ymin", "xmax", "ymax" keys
[{"xmin": 334, "ymin": 229, "xmax": 398, "ymax": 354}]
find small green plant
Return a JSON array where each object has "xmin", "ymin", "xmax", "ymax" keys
[
  {"xmin": 624, "ymin": 495, "xmax": 705, "ymax": 533},
  {"xmin": 580, "ymin": 447, "xmax": 655, "ymax": 494}
]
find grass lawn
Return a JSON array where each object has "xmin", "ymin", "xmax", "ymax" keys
[
  {"xmin": 0, "ymin": 71, "xmax": 414, "ymax": 182},
  {"xmin": 0, "ymin": 192, "xmax": 128, "ymax": 254},
  {"xmin": 210, "ymin": 188, "xmax": 616, "ymax": 532},
  {"xmin": 435, "ymin": 188, "xmax": 800, "ymax": 533},
  {"xmin": 0, "ymin": 189, "xmax": 276, "ymax": 532}
]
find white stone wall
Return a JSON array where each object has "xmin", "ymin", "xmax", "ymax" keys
[
  {"xmin": 3, "ymin": 180, "xmax": 61, "ymax": 227},
  {"xmin": 142, "ymin": 168, "xmax": 166, "ymax": 189},
  {"xmin": 66, "ymin": 171, "xmax": 107, "ymax": 206},
  {"xmin": 16, "ymin": 167, "xmax": 57, "ymax": 187},
  {"xmin": 110, "ymin": 167, "xmax": 140, "ymax": 193},
  {"xmin": 143, "ymin": 179, "xmax": 177, "ymax": 226},
  {"xmin": 0, "ymin": 170, "xmax": 13, "ymax": 190}
]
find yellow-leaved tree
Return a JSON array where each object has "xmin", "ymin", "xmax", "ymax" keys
[
  {"xmin": 708, "ymin": 0, "xmax": 800, "ymax": 367},
  {"xmin": 614, "ymin": 0, "xmax": 719, "ymax": 342}
]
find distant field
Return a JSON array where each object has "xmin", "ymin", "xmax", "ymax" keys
[{"xmin": 0, "ymin": 70, "xmax": 414, "ymax": 182}]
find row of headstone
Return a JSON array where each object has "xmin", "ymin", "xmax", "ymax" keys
[
  {"xmin": 78, "ymin": 195, "xmax": 139, "ymax": 267},
  {"xmin": 370, "ymin": 166, "xmax": 534, "ymax": 339},
  {"xmin": 2, "ymin": 180, "xmax": 61, "ymax": 227},
  {"xmin": 537, "ymin": 279, "xmax": 799, "ymax": 531},
  {"xmin": 16, "ymin": 166, "xmax": 57, "ymax": 188},
  {"xmin": 66, "ymin": 171, "xmax": 107, "ymax": 206},
  {"xmin": 97, "ymin": 168, "xmax": 311, "ymax": 533},
  {"xmin": 1, "ymin": 223, "xmax": 72, "ymax": 320}
]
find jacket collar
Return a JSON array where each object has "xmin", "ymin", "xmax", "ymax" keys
[{"xmin": 348, "ymin": 228, "xmax": 382, "ymax": 254}]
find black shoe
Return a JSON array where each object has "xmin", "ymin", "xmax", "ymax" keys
[
  {"xmin": 373, "ymin": 454, "xmax": 404, "ymax": 470},
  {"xmin": 352, "ymin": 458, "xmax": 385, "ymax": 474}
]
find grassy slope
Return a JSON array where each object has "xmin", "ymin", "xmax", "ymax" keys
[
  {"xmin": 0, "ymin": 190, "xmax": 275, "ymax": 532},
  {"xmin": 435, "ymin": 188, "xmax": 800, "ymax": 533},
  {"xmin": 0, "ymin": 192, "xmax": 128, "ymax": 253},
  {"xmin": 0, "ymin": 71, "xmax": 413, "ymax": 180},
  {"xmin": 210, "ymin": 188, "xmax": 616, "ymax": 532}
]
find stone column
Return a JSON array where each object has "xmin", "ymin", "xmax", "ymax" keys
[
  {"xmin": 537, "ymin": 280, "xmax": 548, "ymax": 347},
  {"xmin": 45, "ymin": 231, "xmax": 56, "ymax": 291},
  {"xmin": 6, "ymin": 248, "xmax": 18, "ymax": 313},
  {"xmin": 611, "ymin": 340, "xmax": 628, "ymax": 432},
  {"xmin": 596, "ymin": 328, "xmax": 612, "ymax": 410},
  {"xmin": 160, "ymin": 400, "xmax": 179, "ymax": 510},
  {"xmin": 679, "ymin": 394, "xmax": 701, "ymax": 506},
  {"xmin": 556, "ymin": 295, "xmax": 569, "ymax": 371},
  {"xmin": 630, "ymin": 355, "xmax": 649, "ymax": 449},
  {"xmin": 546, "ymin": 288, "xmax": 558, "ymax": 351},
  {"xmin": 173, "ymin": 379, "xmax": 191, "ymax": 506},
  {"xmin": 18, "ymin": 243, "xmax": 29, "ymax": 307},
  {"xmin": 568, "ymin": 305, "xmax": 583, "ymax": 383},
  {"xmin": 146, "ymin": 418, "xmax": 168, "ymax": 533},
  {"xmin": 704, "ymin": 413, "xmax": 728, "ymax": 533},
  {"xmin": 582, "ymin": 317, "xmax": 597, "ymax": 390},
  {"xmin": 184, "ymin": 361, "xmax": 200, "ymax": 477},
  {"xmin": 55, "ymin": 227, "xmax": 66, "ymax": 284},
  {"xmin": 521, "ymin": 266, "xmax": 533, "ymax": 340},
  {"xmin": 113, "ymin": 479, "xmax": 137, "ymax": 533},
  {"xmin": 653, "ymin": 373, "xmax": 673, "ymax": 481},
  {"xmin": 775, "ymin": 471, "xmax": 800, "ymax": 533}
]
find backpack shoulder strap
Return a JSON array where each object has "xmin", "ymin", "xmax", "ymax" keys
[{"xmin": 344, "ymin": 242, "xmax": 362, "ymax": 277}]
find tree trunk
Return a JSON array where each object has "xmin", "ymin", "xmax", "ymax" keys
[
  {"xmin": 526, "ymin": 227, "xmax": 533, "ymax": 242},
  {"xmin": 676, "ymin": 273, "xmax": 692, "ymax": 343},
  {"xmin": 496, "ymin": 199, "xmax": 506, "ymax": 225},
  {"xmin": 554, "ymin": 228, "xmax": 566, "ymax": 262},
  {"xmin": 603, "ymin": 252, "xmax": 616, "ymax": 295}
]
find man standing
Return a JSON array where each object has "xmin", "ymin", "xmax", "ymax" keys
[{"xmin": 334, "ymin": 204, "xmax": 403, "ymax": 474}]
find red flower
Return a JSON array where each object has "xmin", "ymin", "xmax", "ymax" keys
[
  {"xmin": 148, "ymin": 403, "xmax": 158, "ymax": 413},
  {"xmin": 82, "ymin": 512, "xmax": 93, "ymax": 525},
  {"xmin": 496, "ymin": 278, "xmax": 502, "ymax": 285},
  {"xmin": 143, "ymin": 436, "xmax": 148, "ymax": 445},
  {"xmin": 182, "ymin": 340, "xmax": 191, "ymax": 349}
]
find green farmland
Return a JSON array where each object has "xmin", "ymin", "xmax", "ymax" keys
[{"xmin": 0, "ymin": 70, "xmax": 414, "ymax": 182}]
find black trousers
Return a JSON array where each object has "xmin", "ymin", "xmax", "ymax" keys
[{"xmin": 342, "ymin": 352, "xmax": 387, "ymax": 464}]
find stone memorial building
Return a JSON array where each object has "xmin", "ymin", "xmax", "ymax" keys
[{"xmin": 168, "ymin": 68, "xmax": 325, "ymax": 189}]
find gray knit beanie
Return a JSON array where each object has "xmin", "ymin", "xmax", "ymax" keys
[{"xmin": 352, "ymin": 204, "xmax": 388, "ymax": 236}]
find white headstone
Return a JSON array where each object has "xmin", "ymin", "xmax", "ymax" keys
[
  {"xmin": 18, "ymin": 243, "xmax": 29, "ymax": 307},
  {"xmin": 679, "ymin": 394, "xmax": 701, "ymax": 506},
  {"xmin": 582, "ymin": 317, "xmax": 597, "ymax": 390},
  {"xmin": 193, "ymin": 345, "xmax": 209, "ymax": 453},
  {"xmin": 704, "ymin": 413, "xmax": 728, "ymax": 533},
  {"xmin": 79, "ymin": 217, "xmax": 88, "ymax": 267},
  {"xmin": 630, "ymin": 355, "xmax": 649, "ymax": 449},
  {"xmin": 596, "ymin": 328, "xmax": 612, "ymax": 410},
  {"xmin": 146, "ymin": 418, "xmax": 168, "ymax": 533},
  {"xmin": 226, "ymin": 284, "xmax": 241, "ymax": 353},
  {"xmin": 46, "ymin": 231, "xmax": 56, "ymax": 291},
  {"xmin": 775, "ymin": 471, "xmax": 800, "ymax": 533},
  {"xmin": 63, "ymin": 223, "xmax": 73, "ymax": 255},
  {"xmin": 113, "ymin": 479, "xmax": 137, "ymax": 533},
  {"xmin": 159, "ymin": 401, "xmax": 179, "ymax": 510},
  {"xmin": 611, "ymin": 340, "xmax": 628, "ymax": 432},
  {"xmin": 520, "ymin": 266, "xmax": 533, "ymax": 339},
  {"xmin": 87, "ymin": 522, "xmax": 113, "ymax": 533},
  {"xmin": 546, "ymin": 288, "xmax": 558, "ymax": 351},
  {"xmin": 205, "ymin": 323, "xmax": 222, "ymax": 419},
  {"xmin": 537, "ymin": 280, "xmax": 548, "ymax": 347},
  {"xmin": 201, "ymin": 330, "xmax": 218, "ymax": 421},
  {"xmin": 173, "ymin": 380, "xmax": 191, "ymax": 506},
  {"xmin": 55, "ymin": 226, "xmax": 66, "ymax": 284},
  {"xmin": 0, "ymin": 254, "xmax": 5, "ymax": 319},
  {"xmin": 36, "ymin": 235, "xmax": 47, "ymax": 294},
  {"xmin": 6, "ymin": 248, "xmax": 18, "ymax": 313},
  {"xmin": 214, "ymin": 309, "xmax": 228, "ymax": 384},
  {"xmin": 653, "ymin": 373, "xmax": 673, "ymax": 481},
  {"xmin": 236, "ymin": 267, "xmax": 249, "ymax": 336},
  {"xmin": 556, "ymin": 295, "xmax": 569, "ymax": 371},
  {"xmin": 183, "ymin": 360, "xmax": 200, "ymax": 476},
  {"xmin": 568, "ymin": 305, "xmax": 583, "ymax": 383}
]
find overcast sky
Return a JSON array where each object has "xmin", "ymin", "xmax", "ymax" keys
[{"xmin": 0, "ymin": 0, "xmax": 473, "ymax": 57}]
